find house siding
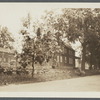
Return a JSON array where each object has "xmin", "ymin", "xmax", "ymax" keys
[
  {"xmin": 0, "ymin": 49, "xmax": 16, "ymax": 69},
  {"xmin": 54, "ymin": 45, "xmax": 75, "ymax": 68}
]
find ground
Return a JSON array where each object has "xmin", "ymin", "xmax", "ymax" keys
[{"xmin": 0, "ymin": 75, "xmax": 100, "ymax": 92}]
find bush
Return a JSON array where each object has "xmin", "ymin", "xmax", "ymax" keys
[
  {"xmin": 16, "ymin": 67, "xmax": 29, "ymax": 75},
  {"xmin": 52, "ymin": 65, "xmax": 55, "ymax": 69},
  {"xmin": 0, "ymin": 65, "xmax": 13, "ymax": 75},
  {"xmin": 75, "ymin": 68, "xmax": 85, "ymax": 76},
  {"xmin": 0, "ymin": 67, "xmax": 4, "ymax": 74}
]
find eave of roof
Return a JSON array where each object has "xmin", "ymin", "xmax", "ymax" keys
[
  {"xmin": 64, "ymin": 43, "xmax": 74, "ymax": 50},
  {"xmin": 75, "ymin": 56, "xmax": 81, "ymax": 59}
]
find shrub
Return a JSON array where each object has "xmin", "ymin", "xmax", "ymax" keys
[
  {"xmin": 0, "ymin": 67, "xmax": 4, "ymax": 74},
  {"xmin": 75, "ymin": 68, "xmax": 85, "ymax": 76},
  {"xmin": 16, "ymin": 67, "xmax": 29, "ymax": 75}
]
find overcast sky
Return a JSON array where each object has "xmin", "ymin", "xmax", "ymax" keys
[
  {"xmin": 0, "ymin": 3, "xmax": 100, "ymax": 36},
  {"xmin": 0, "ymin": 3, "xmax": 100, "ymax": 54}
]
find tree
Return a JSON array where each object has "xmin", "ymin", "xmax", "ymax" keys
[
  {"xmin": 86, "ymin": 8, "xmax": 100, "ymax": 70},
  {"xmin": 0, "ymin": 26, "xmax": 14, "ymax": 49},
  {"xmin": 43, "ymin": 8, "xmax": 100, "ymax": 71},
  {"xmin": 60, "ymin": 8, "xmax": 95, "ymax": 70},
  {"xmin": 19, "ymin": 13, "xmax": 61, "ymax": 77},
  {"xmin": 20, "ymin": 13, "xmax": 43, "ymax": 77},
  {"xmin": 42, "ymin": 31, "xmax": 62, "ymax": 67},
  {"xmin": 86, "ymin": 32, "xmax": 99, "ymax": 70}
]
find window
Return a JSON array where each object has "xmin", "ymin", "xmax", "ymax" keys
[
  {"xmin": 0, "ymin": 53, "xmax": 2, "ymax": 62},
  {"xmin": 0, "ymin": 57, "xmax": 2, "ymax": 61},
  {"xmin": 69, "ymin": 50, "xmax": 72, "ymax": 55},
  {"xmin": 62, "ymin": 47, "xmax": 64, "ymax": 53},
  {"xmin": 4, "ymin": 58, "xmax": 6, "ymax": 62},
  {"xmin": 4, "ymin": 54, "xmax": 9, "ymax": 62},
  {"xmin": 4, "ymin": 57, "xmax": 8, "ymax": 62},
  {"xmin": 65, "ymin": 57, "xmax": 67, "ymax": 63},
  {"xmin": 69, "ymin": 50, "xmax": 74, "ymax": 55},
  {"xmin": 57, "ymin": 56, "xmax": 59, "ymax": 62},
  {"xmin": 69, "ymin": 57, "xmax": 73, "ymax": 64},
  {"xmin": 60, "ymin": 46, "xmax": 64, "ymax": 53},
  {"xmin": 64, "ymin": 48, "xmax": 67, "ymax": 54},
  {"xmin": 60, "ymin": 56, "xmax": 62, "ymax": 62},
  {"xmin": 8, "ymin": 57, "xmax": 10, "ymax": 62}
]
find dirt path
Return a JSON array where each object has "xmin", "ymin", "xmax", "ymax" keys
[{"xmin": 0, "ymin": 75, "xmax": 100, "ymax": 92}]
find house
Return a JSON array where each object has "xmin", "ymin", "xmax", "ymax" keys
[
  {"xmin": 50, "ymin": 32, "xmax": 76, "ymax": 68},
  {"xmin": 0, "ymin": 43, "xmax": 77, "ymax": 74},
  {"xmin": 53, "ymin": 42, "xmax": 75, "ymax": 68},
  {"xmin": 0, "ymin": 47, "xmax": 16, "ymax": 70}
]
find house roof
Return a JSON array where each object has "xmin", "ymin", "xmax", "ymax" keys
[
  {"xmin": 58, "ymin": 38, "xmax": 74, "ymax": 51},
  {"xmin": 0, "ymin": 47, "xmax": 14, "ymax": 54},
  {"xmin": 75, "ymin": 56, "xmax": 81, "ymax": 59},
  {"xmin": 61, "ymin": 41, "xmax": 74, "ymax": 51},
  {"xmin": 64, "ymin": 43, "xmax": 74, "ymax": 50}
]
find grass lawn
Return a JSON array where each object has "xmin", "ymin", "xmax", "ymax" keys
[{"xmin": 0, "ymin": 68, "xmax": 100, "ymax": 86}]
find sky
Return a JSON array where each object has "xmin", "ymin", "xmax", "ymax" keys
[
  {"xmin": 0, "ymin": 3, "xmax": 100, "ymax": 55},
  {"xmin": 0, "ymin": 3, "xmax": 100, "ymax": 35},
  {"xmin": 0, "ymin": 3, "xmax": 65, "ymax": 52}
]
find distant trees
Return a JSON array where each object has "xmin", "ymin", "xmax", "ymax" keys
[{"xmin": 0, "ymin": 26, "xmax": 14, "ymax": 49}]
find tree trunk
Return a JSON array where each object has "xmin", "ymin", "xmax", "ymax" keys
[
  {"xmin": 98, "ymin": 59, "xmax": 100, "ymax": 69},
  {"xmin": 94, "ymin": 59, "xmax": 98, "ymax": 70},
  {"xmin": 89, "ymin": 52, "xmax": 93, "ymax": 70},
  {"xmin": 81, "ymin": 42, "xmax": 86, "ymax": 71},
  {"xmin": 32, "ymin": 56, "xmax": 34, "ymax": 78},
  {"xmin": 16, "ymin": 57, "xmax": 18, "ymax": 68}
]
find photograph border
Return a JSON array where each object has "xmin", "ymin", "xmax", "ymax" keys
[{"xmin": 0, "ymin": 1, "xmax": 100, "ymax": 99}]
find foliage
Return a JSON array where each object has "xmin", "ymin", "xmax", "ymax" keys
[
  {"xmin": 19, "ymin": 13, "xmax": 62, "ymax": 77},
  {"xmin": 0, "ymin": 26, "xmax": 14, "ymax": 49},
  {"xmin": 43, "ymin": 8, "xmax": 100, "ymax": 70},
  {"xmin": 86, "ymin": 9, "xmax": 100, "ymax": 69}
]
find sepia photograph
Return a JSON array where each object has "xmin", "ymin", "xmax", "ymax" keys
[{"xmin": 0, "ymin": 2, "xmax": 100, "ymax": 98}]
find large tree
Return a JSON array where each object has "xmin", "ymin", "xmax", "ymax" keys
[
  {"xmin": 19, "ymin": 14, "xmax": 43, "ymax": 77},
  {"xmin": 19, "ymin": 14, "xmax": 61, "ymax": 77},
  {"xmin": 43, "ymin": 8, "xmax": 100, "ymax": 71},
  {"xmin": 86, "ymin": 8, "xmax": 100, "ymax": 70}
]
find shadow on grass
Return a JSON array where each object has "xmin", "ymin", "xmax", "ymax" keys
[
  {"xmin": 0, "ymin": 74, "xmax": 42, "ymax": 86},
  {"xmin": 0, "ymin": 69, "xmax": 100, "ymax": 86}
]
